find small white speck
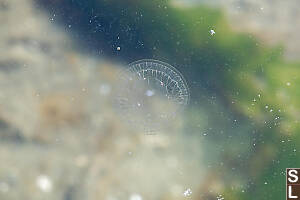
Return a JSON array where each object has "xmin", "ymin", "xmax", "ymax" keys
[
  {"xmin": 265, "ymin": 105, "xmax": 268, "ymax": 109},
  {"xmin": 287, "ymin": 82, "xmax": 291, "ymax": 86},
  {"xmin": 183, "ymin": 188, "xmax": 192, "ymax": 197},
  {"xmin": 210, "ymin": 29, "xmax": 216, "ymax": 35},
  {"xmin": 264, "ymin": 182, "xmax": 268, "ymax": 185},
  {"xmin": 145, "ymin": 90, "xmax": 155, "ymax": 97},
  {"xmin": 129, "ymin": 193, "xmax": 143, "ymax": 200},
  {"xmin": 117, "ymin": 46, "xmax": 121, "ymax": 51},
  {"xmin": 137, "ymin": 103, "xmax": 141, "ymax": 107},
  {"xmin": 36, "ymin": 175, "xmax": 53, "ymax": 192}
]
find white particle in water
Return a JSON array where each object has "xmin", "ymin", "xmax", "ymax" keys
[
  {"xmin": 36, "ymin": 175, "xmax": 53, "ymax": 192},
  {"xmin": 145, "ymin": 90, "xmax": 155, "ymax": 97},
  {"xmin": 117, "ymin": 46, "xmax": 121, "ymax": 51},
  {"xmin": 287, "ymin": 82, "xmax": 291, "ymax": 86},
  {"xmin": 210, "ymin": 29, "xmax": 216, "ymax": 35},
  {"xmin": 183, "ymin": 188, "xmax": 192, "ymax": 197},
  {"xmin": 129, "ymin": 193, "xmax": 143, "ymax": 200}
]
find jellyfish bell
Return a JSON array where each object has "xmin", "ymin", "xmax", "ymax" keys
[{"xmin": 115, "ymin": 59, "xmax": 189, "ymax": 132}]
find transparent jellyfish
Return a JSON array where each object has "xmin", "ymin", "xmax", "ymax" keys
[{"xmin": 116, "ymin": 59, "xmax": 189, "ymax": 132}]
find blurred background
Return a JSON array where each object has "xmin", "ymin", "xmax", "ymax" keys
[{"xmin": 0, "ymin": 0, "xmax": 300, "ymax": 199}]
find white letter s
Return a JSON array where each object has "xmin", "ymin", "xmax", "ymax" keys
[{"xmin": 289, "ymin": 170, "xmax": 299, "ymax": 183}]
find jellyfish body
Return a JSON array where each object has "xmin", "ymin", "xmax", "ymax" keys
[{"xmin": 116, "ymin": 59, "xmax": 189, "ymax": 132}]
